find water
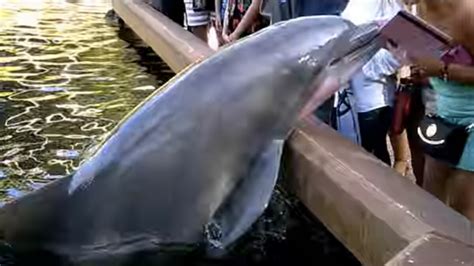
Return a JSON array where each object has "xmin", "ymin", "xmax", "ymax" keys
[
  {"xmin": 0, "ymin": 0, "xmax": 360, "ymax": 265},
  {"xmin": 0, "ymin": 189, "xmax": 360, "ymax": 265},
  {"xmin": 0, "ymin": 0, "xmax": 173, "ymax": 202}
]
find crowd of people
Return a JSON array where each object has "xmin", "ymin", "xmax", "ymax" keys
[
  {"xmin": 150, "ymin": 0, "xmax": 347, "ymax": 46},
  {"xmin": 153, "ymin": 0, "xmax": 474, "ymax": 222}
]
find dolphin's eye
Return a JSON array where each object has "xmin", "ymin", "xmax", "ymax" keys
[{"xmin": 328, "ymin": 58, "xmax": 341, "ymax": 66}]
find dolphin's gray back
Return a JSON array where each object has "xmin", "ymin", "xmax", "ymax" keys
[
  {"xmin": 0, "ymin": 16, "xmax": 381, "ymax": 260},
  {"xmin": 66, "ymin": 15, "xmax": 354, "ymax": 242},
  {"xmin": 63, "ymin": 15, "xmax": 356, "ymax": 241}
]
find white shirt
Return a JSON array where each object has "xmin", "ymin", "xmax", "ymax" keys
[
  {"xmin": 351, "ymin": 49, "xmax": 401, "ymax": 112},
  {"xmin": 341, "ymin": 0, "xmax": 403, "ymax": 113},
  {"xmin": 341, "ymin": 0, "xmax": 403, "ymax": 25}
]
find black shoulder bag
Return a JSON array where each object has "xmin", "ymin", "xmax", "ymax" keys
[{"xmin": 417, "ymin": 114, "xmax": 473, "ymax": 166}]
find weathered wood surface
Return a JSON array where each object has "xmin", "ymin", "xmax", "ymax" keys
[{"xmin": 112, "ymin": 1, "xmax": 474, "ymax": 265}]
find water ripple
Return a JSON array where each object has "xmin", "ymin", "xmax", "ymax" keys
[{"xmin": 0, "ymin": 0, "xmax": 173, "ymax": 202}]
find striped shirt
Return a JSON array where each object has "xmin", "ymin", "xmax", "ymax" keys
[{"xmin": 184, "ymin": 0, "xmax": 210, "ymax": 27}]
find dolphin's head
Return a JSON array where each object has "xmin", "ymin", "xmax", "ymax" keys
[
  {"xmin": 228, "ymin": 16, "xmax": 381, "ymax": 136},
  {"xmin": 296, "ymin": 21, "xmax": 382, "ymax": 118},
  {"xmin": 313, "ymin": 21, "xmax": 382, "ymax": 86}
]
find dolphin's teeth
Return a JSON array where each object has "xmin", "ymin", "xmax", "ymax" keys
[
  {"xmin": 298, "ymin": 54, "xmax": 311, "ymax": 64},
  {"xmin": 298, "ymin": 54, "xmax": 320, "ymax": 68}
]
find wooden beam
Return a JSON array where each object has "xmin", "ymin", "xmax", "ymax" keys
[
  {"xmin": 113, "ymin": 0, "xmax": 213, "ymax": 72},
  {"xmin": 112, "ymin": 1, "xmax": 474, "ymax": 265}
]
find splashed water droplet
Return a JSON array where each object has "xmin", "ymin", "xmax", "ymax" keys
[
  {"xmin": 0, "ymin": 170, "xmax": 6, "ymax": 180},
  {"xmin": 28, "ymin": 182, "xmax": 45, "ymax": 190},
  {"xmin": 6, "ymin": 188, "xmax": 24, "ymax": 199},
  {"xmin": 39, "ymin": 87, "xmax": 65, "ymax": 92},
  {"xmin": 55, "ymin": 149, "xmax": 80, "ymax": 159}
]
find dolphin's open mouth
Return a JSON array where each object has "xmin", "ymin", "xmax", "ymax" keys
[
  {"xmin": 328, "ymin": 23, "xmax": 382, "ymax": 67},
  {"xmin": 298, "ymin": 22, "xmax": 383, "ymax": 119}
]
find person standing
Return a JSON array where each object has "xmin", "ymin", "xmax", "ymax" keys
[
  {"xmin": 341, "ymin": 0, "xmax": 404, "ymax": 165},
  {"xmin": 222, "ymin": 0, "xmax": 267, "ymax": 43},
  {"xmin": 183, "ymin": 0, "xmax": 211, "ymax": 42},
  {"xmin": 403, "ymin": 0, "xmax": 474, "ymax": 221},
  {"xmin": 351, "ymin": 50, "xmax": 401, "ymax": 165}
]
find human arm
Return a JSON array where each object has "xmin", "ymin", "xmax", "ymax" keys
[
  {"xmin": 225, "ymin": 0, "xmax": 262, "ymax": 42},
  {"xmin": 362, "ymin": 49, "xmax": 401, "ymax": 80},
  {"xmin": 215, "ymin": 0, "xmax": 222, "ymax": 30},
  {"xmin": 387, "ymin": 41, "xmax": 474, "ymax": 84},
  {"xmin": 411, "ymin": 57, "xmax": 474, "ymax": 84}
]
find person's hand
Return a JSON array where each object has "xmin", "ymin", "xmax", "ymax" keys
[
  {"xmin": 222, "ymin": 32, "xmax": 231, "ymax": 43},
  {"xmin": 228, "ymin": 32, "xmax": 239, "ymax": 42},
  {"xmin": 407, "ymin": 65, "xmax": 428, "ymax": 85},
  {"xmin": 222, "ymin": 32, "xmax": 239, "ymax": 44},
  {"xmin": 410, "ymin": 57, "xmax": 444, "ymax": 78}
]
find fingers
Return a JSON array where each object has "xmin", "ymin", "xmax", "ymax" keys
[
  {"xmin": 222, "ymin": 32, "xmax": 237, "ymax": 44},
  {"xmin": 222, "ymin": 33, "xmax": 230, "ymax": 44}
]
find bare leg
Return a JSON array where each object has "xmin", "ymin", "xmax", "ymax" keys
[
  {"xmin": 390, "ymin": 130, "xmax": 410, "ymax": 176},
  {"xmin": 448, "ymin": 169, "xmax": 474, "ymax": 221},
  {"xmin": 423, "ymin": 155, "xmax": 452, "ymax": 202}
]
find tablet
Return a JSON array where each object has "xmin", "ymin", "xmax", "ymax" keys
[{"xmin": 380, "ymin": 10, "xmax": 452, "ymax": 59}]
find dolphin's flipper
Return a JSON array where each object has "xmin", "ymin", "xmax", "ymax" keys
[{"xmin": 206, "ymin": 139, "xmax": 284, "ymax": 255}]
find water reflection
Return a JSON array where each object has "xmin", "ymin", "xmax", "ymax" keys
[{"xmin": 0, "ymin": 0, "xmax": 173, "ymax": 201}]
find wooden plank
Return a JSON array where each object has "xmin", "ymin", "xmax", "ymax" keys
[{"xmin": 112, "ymin": 1, "xmax": 474, "ymax": 265}]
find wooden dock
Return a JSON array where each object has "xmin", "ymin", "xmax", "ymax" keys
[{"xmin": 112, "ymin": 0, "xmax": 474, "ymax": 264}]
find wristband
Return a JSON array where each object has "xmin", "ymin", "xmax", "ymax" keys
[{"xmin": 442, "ymin": 62, "xmax": 450, "ymax": 81}]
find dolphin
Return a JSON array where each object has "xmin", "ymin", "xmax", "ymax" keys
[{"xmin": 0, "ymin": 16, "xmax": 381, "ymax": 263}]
